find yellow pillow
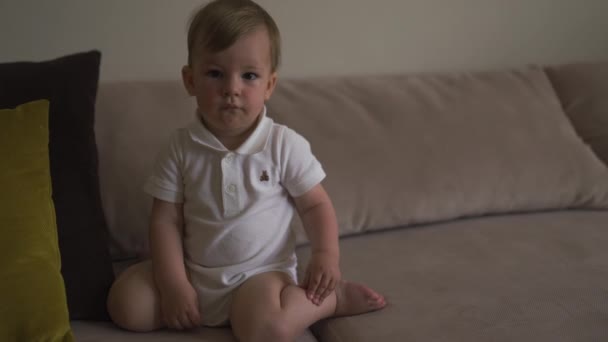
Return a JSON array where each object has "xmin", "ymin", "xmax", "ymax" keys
[{"xmin": 0, "ymin": 100, "xmax": 74, "ymax": 342}]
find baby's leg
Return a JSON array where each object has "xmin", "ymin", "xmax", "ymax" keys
[
  {"xmin": 230, "ymin": 271, "xmax": 386, "ymax": 342},
  {"xmin": 106, "ymin": 260, "xmax": 165, "ymax": 332}
]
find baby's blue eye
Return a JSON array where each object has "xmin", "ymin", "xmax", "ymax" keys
[
  {"xmin": 206, "ymin": 70, "xmax": 222, "ymax": 79},
  {"xmin": 243, "ymin": 72, "xmax": 258, "ymax": 81}
]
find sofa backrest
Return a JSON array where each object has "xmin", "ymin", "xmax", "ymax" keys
[
  {"xmin": 95, "ymin": 81, "xmax": 195, "ymax": 258},
  {"xmin": 96, "ymin": 64, "xmax": 608, "ymax": 260}
]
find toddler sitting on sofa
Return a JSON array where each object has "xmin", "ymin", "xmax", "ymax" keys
[{"xmin": 106, "ymin": 1, "xmax": 386, "ymax": 341}]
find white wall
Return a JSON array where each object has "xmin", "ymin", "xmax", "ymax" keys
[{"xmin": 1, "ymin": 0, "xmax": 607, "ymax": 82}]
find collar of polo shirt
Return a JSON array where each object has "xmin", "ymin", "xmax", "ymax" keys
[{"xmin": 187, "ymin": 106, "xmax": 273, "ymax": 155}]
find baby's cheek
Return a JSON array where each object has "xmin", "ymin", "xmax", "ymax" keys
[
  {"xmin": 196, "ymin": 92, "xmax": 219, "ymax": 110},
  {"xmin": 247, "ymin": 95, "xmax": 268, "ymax": 115},
  {"xmin": 201, "ymin": 85, "xmax": 219, "ymax": 99}
]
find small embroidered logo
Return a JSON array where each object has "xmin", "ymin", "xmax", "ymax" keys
[{"xmin": 260, "ymin": 170, "xmax": 270, "ymax": 182}]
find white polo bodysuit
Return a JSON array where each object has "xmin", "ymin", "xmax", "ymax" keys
[{"xmin": 143, "ymin": 107, "xmax": 325, "ymax": 326}]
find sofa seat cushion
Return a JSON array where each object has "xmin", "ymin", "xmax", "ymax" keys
[
  {"xmin": 71, "ymin": 321, "xmax": 319, "ymax": 342},
  {"xmin": 296, "ymin": 210, "xmax": 608, "ymax": 342}
]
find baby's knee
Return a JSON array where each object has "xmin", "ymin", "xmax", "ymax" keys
[
  {"xmin": 107, "ymin": 284, "xmax": 150, "ymax": 331},
  {"xmin": 106, "ymin": 262, "xmax": 161, "ymax": 332},
  {"xmin": 107, "ymin": 299, "xmax": 146, "ymax": 332},
  {"xmin": 261, "ymin": 318, "xmax": 290, "ymax": 342}
]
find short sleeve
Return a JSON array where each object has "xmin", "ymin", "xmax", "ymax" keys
[
  {"xmin": 280, "ymin": 128, "xmax": 326, "ymax": 197},
  {"xmin": 143, "ymin": 132, "xmax": 185, "ymax": 203}
]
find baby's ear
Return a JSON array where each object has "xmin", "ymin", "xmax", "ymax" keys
[
  {"xmin": 264, "ymin": 72, "xmax": 278, "ymax": 101},
  {"xmin": 182, "ymin": 65, "xmax": 196, "ymax": 96}
]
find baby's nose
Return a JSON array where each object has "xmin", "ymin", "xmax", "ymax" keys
[{"xmin": 223, "ymin": 77, "xmax": 241, "ymax": 97}]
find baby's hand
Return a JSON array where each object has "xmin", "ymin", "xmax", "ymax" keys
[
  {"xmin": 301, "ymin": 251, "xmax": 341, "ymax": 305},
  {"xmin": 159, "ymin": 279, "xmax": 202, "ymax": 330}
]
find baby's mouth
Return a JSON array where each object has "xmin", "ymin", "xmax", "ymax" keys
[{"xmin": 222, "ymin": 104, "xmax": 240, "ymax": 111}]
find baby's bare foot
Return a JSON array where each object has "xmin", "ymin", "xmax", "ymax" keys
[{"xmin": 334, "ymin": 280, "xmax": 386, "ymax": 317}]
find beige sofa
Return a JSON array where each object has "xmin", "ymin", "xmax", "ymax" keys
[{"xmin": 73, "ymin": 61, "xmax": 608, "ymax": 341}]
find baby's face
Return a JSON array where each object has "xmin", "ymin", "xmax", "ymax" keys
[{"xmin": 182, "ymin": 27, "xmax": 277, "ymax": 140}]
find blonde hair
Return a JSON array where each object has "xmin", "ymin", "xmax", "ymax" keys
[{"xmin": 187, "ymin": 0, "xmax": 281, "ymax": 72}]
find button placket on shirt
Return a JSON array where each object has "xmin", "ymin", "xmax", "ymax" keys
[{"xmin": 221, "ymin": 152, "xmax": 240, "ymax": 216}]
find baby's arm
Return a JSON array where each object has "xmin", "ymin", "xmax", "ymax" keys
[
  {"xmin": 294, "ymin": 183, "xmax": 341, "ymax": 306},
  {"xmin": 149, "ymin": 198, "xmax": 202, "ymax": 329}
]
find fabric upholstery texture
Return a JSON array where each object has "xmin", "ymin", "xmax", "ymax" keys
[
  {"xmin": 267, "ymin": 67, "xmax": 608, "ymax": 238},
  {"xmin": 95, "ymin": 81, "xmax": 196, "ymax": 259},
  {"xmin": 71, "ymin": 321, "xmax": 318, "ymax": 342},
  {"xmin": 546, "ymin": 61, "xmax": 608, "ymax": 167},
  {"xmin": 297, "ymin": 210, "xmax": 608, "ymax": 342},
  {"xmin": 0, "ymin": 51, "xmax": 114, "ymax": 320},
  {"xmin": 0, "ymin": 100, "xmax": 74, "ymax": 342},
  {"xmin": 94, "ymin": 65, "xmax": 608, "ymax": 257}
]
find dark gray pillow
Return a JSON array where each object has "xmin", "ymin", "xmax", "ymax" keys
[{"xmin": 0, "ymin": 51, "xmax": 115, "ymax": 320}]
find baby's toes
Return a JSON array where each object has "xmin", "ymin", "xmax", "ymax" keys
[
  {"xmin": 369, "ymin": 296, "xmax": 387, "ymax": 309},
  {"xmin": 360, "ymin": 285, "xmax": 383, "ymax": 300}
]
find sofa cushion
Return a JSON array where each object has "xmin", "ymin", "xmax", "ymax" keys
[
  {"xmin": 267, "ymin": 67, "xmax": 608, "ymax": 239},
  {"xmin": 546, "ymin": 61, "xmax": 608, "ymax": 166},
  {"xmin": 95, "ymin": 81, "xmax": 196, "ymax": 259},
  {"xmin": 296, "ymin": 210, "xmax": 608, "ymax": 341},
  {"xmin": 0, "ymin": 100, "xmax": 74, "ymax": 342},
  {"xmin": 0, "ymin": 51, "xmax": 115, "ymax": 319},
  {"xmin": 71, "ymin": 321, "xmax": 319, "ymax": 341},
  {"xmin": 94, "ymin": 64, "xmax": 608, "ymax": 258}
]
